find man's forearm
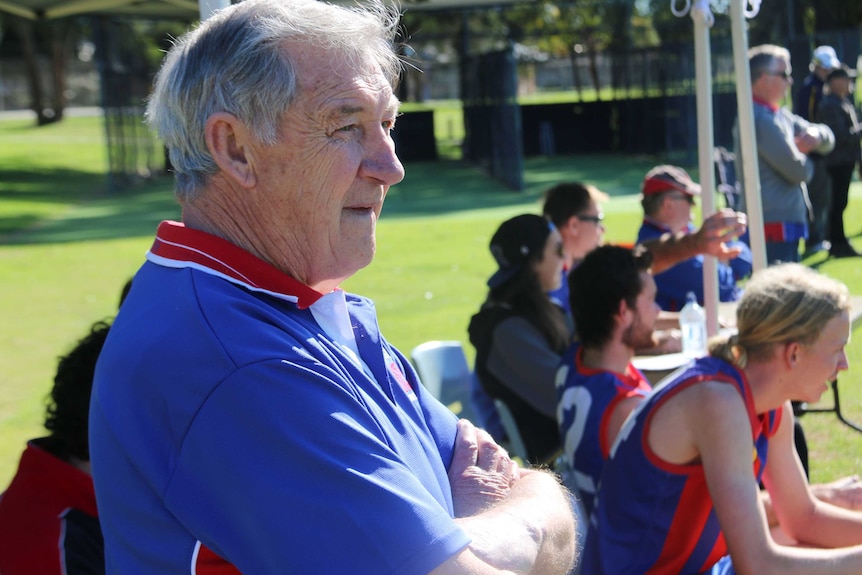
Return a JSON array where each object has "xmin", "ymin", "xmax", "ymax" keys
[
  {"xmin": 639, "ymin": 232, "xmax": 700, "ymax": 274},
  {"xmin": 455, "ymin": 470, "xmax": 577, "ymax": 575}
]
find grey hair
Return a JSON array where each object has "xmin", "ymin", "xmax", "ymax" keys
[
  {"xmin": 748, "ymin": 44, "xmax": 790, "ymax": 82},
  {"xmin": 146, "ymin": 0, "xmax": 404, "ymax": 201},
  {"xmin": 709, "ymin": 263, "xmax": 849, "ymax": 368}
]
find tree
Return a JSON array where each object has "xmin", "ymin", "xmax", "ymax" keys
[{"xmin": 4, "ymin": 15, "xmax": 80, "ymax": 125}]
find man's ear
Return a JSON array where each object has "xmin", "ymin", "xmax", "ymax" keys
[
  {"xmin": 616, "ymin": 298, "xmax": 633, "ymax": 328},
  {"xmin": 204, "ymin": 112, "xmax": 257, "ymax": 189}
]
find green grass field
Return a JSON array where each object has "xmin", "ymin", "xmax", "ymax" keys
[{"xmin": 2, "ymin": 115, "xmax": 862, "ymax": 489}]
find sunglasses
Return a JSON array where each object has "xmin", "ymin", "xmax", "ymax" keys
[
  {"xmin": 576, "ymin": 213, "xmax": 604, "ymax": 224},
  {"xmin": 668, "ymin": 193, "xmax": 696, "ymax": 205},
  {"xmin": 766, "ymin": 69, "xmax": 792, "ymax": 80}
]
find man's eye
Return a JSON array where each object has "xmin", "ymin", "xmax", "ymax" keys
[
  {"xmin": 337, "ymin": 124, "xmax": 358, "ymax": 133},
  {"xmin": 382, "ymin": 119, "xmax": 396, "ymax": 131}
]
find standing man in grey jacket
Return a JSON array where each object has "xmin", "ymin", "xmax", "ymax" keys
[{"xmin": 735, "ymin": 44, "xmax": 835, "ymax": 264}]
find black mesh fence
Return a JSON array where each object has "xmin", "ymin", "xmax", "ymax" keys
[
  {"xmin": 462, "ymin": 46, "xmax": 524, "ymax": 191},
  {"xmin": 92, "ymin": 16, "xmax": 161, "ymax": 193}
]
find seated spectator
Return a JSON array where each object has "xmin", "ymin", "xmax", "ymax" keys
[
  {"xmin": 582, "ymin": 263, "xmax": 862, "ymax": 574},
  {"xmin": 541, "ymin": 182, "xmax": 608, "ymax": 313},
  {"xmin": 556, "ymin": 247, "xmax": 862, "ymax": 523},
  {"xmin": 469, "ymin": 214, "xmax": 568, "ymax": 463},
  {"xmin": 637, "ymin": 165, "xmax": 752, "ymax": 310},
  {"xmin": 0, "ymin": 320, "xmax": 111, "ymax": 575},
  {"xmin": 542, "ymin": 182, "xmax": 680, "ymax": 354},
  {"xmin": 556, "ymin": 245, "xmax": 656, "ymax": 515}
]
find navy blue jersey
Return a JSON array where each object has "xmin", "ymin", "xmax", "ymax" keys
[
  {"xmin": 556, "ymin": 342, "xmax": 651, "ymax": 515},
  {"xmin": 582, "ymin": 356, "xmax": 781, "ymax": 575}
]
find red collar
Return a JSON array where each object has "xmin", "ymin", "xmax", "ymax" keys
[
  {"xmin": 752, "ymin": 96, "xmax": 779, "ymax": 113},
  {"xmin": 148, "ymin": 221, "xmax": 324, "ymax": 309}
]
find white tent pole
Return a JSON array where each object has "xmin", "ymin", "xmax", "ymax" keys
[
  {"xmin": 730, "ymin": 0, "xmax": 767, "ymax": 271},
  {"xmin": 690, "ymin": 0, "xmax": 719, "ymax": 337},
  {"xmin": 199, "ymin": 0, "xmax": 228, "ymax": 21}
]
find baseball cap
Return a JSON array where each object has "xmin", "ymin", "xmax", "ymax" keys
[
  {"xmin": 641, "ymin": 165, "xmax": 701, "ymax": 197},
  {"xmin": 487, "ymin": 214, "xmax": 554, "ymax": 288},
  {"xmin": 812, "ymin": 46, "xmax": 840, "ymax": 70},
  {"xmin": 827, "ymin": 64, "xmax": 858, "ymax": 81}
]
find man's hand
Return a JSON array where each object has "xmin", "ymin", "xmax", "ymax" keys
[
  {"xmin": 436, "ymin": 420, "xmax": 577, "ymax": 575},
  {"xmin": 794, "ymin": 127, "xmax": 821, "ymax": 154},
  {"xmin": 693, "ymin": 209, "xmax": 747, "ymax": 260},
  {"xmin": 644, "ymin": 329, "xmax": 682, "ymax": 355},
  {"xmin": 448, "ymin": 419, "xmax": 520, "ymax": 518}
]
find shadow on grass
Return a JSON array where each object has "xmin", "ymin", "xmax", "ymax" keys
[
  {"xmin": 0, "ymin": 169, "xmax": 108, "ymax": 203},
  {"xmin": 1, "ymin": 177, "xmax": 181, "ymax": 245},
  {"xmin": 1, "ymin": 154, "xmax": 661, "ymax": 245}
]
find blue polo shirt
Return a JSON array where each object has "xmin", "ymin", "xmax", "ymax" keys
[
  {"xmin": 637, "ymin": 220, "xmax": 751, "ymax": 311},
  {"xmin": 90, "ymin": 221, "xmax": 469, "ymax": 574}
]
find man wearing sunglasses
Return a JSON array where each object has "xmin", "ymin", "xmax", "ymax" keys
[
  {"xmin": 636, "ymin": 165, "xmax": 752, "ymax": 311},
  {"xmin": 734, "ymin": 44, "xmax": 835, "ymax": 264}
]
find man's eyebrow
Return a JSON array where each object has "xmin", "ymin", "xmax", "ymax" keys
[
  {"xmin": 328, "ymin": 97, "xmax": 400, "ymax": 120},
  {"xmin": 333, "ymin": 104, "xmax": 364, "ymax": 117}
]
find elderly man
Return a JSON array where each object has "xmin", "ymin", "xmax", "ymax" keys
[
  {"xmin": 636, "ymin": 165, "xmax": 751, "ymax": 310},
  {"xmin": 542, "ymin": 182, "xmax": 747, "ymax": 314},
  {"xmin": 735, "ymin": 44, "xmax": 835, "ymax": 264},
  {"xmin": 88, "ymin": 1, "xmax": 575, "ymax": 573}
]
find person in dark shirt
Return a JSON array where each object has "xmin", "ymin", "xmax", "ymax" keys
[
  {"xmin": 469, "ymin": 214, "xmax": 569, "ymax": 463},
  {"xmin": 794, "ymin": 45, "xmax": 841, "ymax": 257},
  {"xmin": 817, "ymin": 64, "xmax": 862, "ymax": 258}
]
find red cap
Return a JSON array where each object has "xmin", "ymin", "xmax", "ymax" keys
[{"xmin": 641, "ymin": 165, "xmax": 701, "ymax": 197}]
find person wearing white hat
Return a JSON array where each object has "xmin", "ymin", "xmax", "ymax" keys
[
  {"xmin": 818, "ymin": 63, "xmax": 862, "ymax": 258},
  {"xmin": 794, "ymin": 45, "xmax": 841, "ymax": 257}
]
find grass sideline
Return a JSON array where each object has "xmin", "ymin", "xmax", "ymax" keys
[{"xmin": 2, "ymin": 116, "xmax": 862, "ymax": 489}]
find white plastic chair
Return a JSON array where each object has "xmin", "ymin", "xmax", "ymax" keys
[
  {"xmin": 494, "ymin": 397, "xmax": 565, "ymax": 469},
  {"xmin": 492, "ymin": 398, "xmax": 530, "ymax": 463},
  {"xmin": 410, "ymin": 340, "xmax": 478, "ymax": 423}
]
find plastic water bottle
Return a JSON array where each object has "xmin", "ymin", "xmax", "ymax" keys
[{"xmin": 679, "ymin": 292, "xmax": 707, "ymax": 358}]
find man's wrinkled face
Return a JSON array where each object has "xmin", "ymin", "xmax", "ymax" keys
[{"xmin": 252, "ymin": 41, "xmax": 405, "ymax": 288}]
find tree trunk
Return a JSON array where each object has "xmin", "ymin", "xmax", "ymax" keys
[
  {"xmin": 570, "ymin": 50, "xmax": 582, "ymax": 100},
  {"xmin": 588, "ymin": 46, "xmax": 601, "ymax": 101},
  {"xmin": 49, "ymin": 20, "xmax": 73, "ymax": 122},
  {"xmin": 13, "ymin": 17, "xmax": 51, "ymax": 125}
]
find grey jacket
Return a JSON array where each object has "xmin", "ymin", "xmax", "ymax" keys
[{"xmin": 734, "ymin": 103, "xmax": 835, "ymax": 224}]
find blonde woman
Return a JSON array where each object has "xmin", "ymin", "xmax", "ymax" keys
[{"xmin": 583, "ymin": 263, "xmax": 862, "ymax": 575}]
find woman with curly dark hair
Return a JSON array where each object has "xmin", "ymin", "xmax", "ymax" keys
[{"xmin": 0, "ymin": 320, "xmax": 111, "ymax": 574}]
